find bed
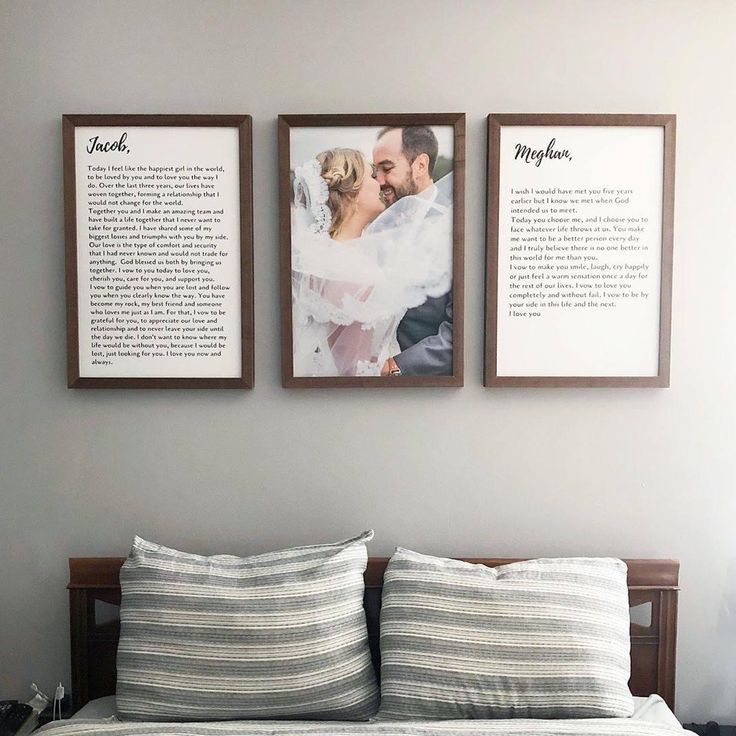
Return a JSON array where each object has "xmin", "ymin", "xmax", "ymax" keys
[{"xmin": 54, "ymin": 555, "xmax": 683, "ymax": 736}]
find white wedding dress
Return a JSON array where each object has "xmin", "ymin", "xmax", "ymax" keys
[{"xmin": 291, "ymin": 174, "xmax": 453, "ymax": 377}]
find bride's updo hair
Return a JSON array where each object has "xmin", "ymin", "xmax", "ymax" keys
[{"xmin": 316, "ymin": 148, "xmax": 365, "ymax": 238}]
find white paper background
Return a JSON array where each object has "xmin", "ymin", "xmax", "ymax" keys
[
  {"xmin": 75, "ymin": 126, "xmax": 242, "ymax": 378},
  {"xmin": 496, "ymin": 125, "xmax": 664, "ymax": 377}
]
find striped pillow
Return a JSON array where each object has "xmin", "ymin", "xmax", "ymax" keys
[
  {"xmin": 378, "ymin": 550, "xmax": 634, "ymax": 720},
  {"xmin": 116, "ymin": 533, "xmax": 379, "ymax": 721}
]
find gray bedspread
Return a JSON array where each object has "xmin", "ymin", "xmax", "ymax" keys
[{"xmin": 37, "ymin": 718, "xmax": 686, "ymax": 736}]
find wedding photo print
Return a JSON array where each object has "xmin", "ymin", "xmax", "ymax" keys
[{"xmin": 279, "ymin": 114, "xmax": 464, "ymax": 388}]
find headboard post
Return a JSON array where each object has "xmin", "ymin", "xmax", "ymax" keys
[
  {"xmin": 68, "ymin": 558, "xmax": 124, "ymax": 712},
  {"xmin": 69, "ymin": 587, "xmax": 90, "ymax": 713},
  {"xmin": 658, "ymin": 588, "xmax": 679, "ymax": 707}
]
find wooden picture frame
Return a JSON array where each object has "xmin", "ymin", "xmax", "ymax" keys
[
  {"xmin": 485, "ymin": 113, "xmax": 675, "ymax": 387},
  {"xmin": 279, "ymin": 113, "xmax": 465, "ymax": 388},
  {"xmin": 63, "ymin": 114, "xmax": 254, "ymax": 389}
]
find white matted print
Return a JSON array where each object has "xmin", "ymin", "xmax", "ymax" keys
[
  {"xmin": 486, "ymin": 114, "xmax": 675, "ymax": 387},
  {"xmin": 64, "ymin": 115, "xmax": 253, "ymax": 389}
]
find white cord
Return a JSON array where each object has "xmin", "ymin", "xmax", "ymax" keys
[{"xmin": 53, "ymin": 683, "xmax": 64, "ymax": 721}]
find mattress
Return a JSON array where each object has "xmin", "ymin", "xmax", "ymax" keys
[{"xmin": 48, "ymin": 695, "xmax": 685, "ymax": 735}]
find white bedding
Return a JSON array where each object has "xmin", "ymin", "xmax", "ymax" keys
[{"xmin": 60, "ymin": 695, "xmax": 685, "ymax": 734}]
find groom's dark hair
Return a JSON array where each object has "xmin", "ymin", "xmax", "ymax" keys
[{"xmin": 377, "ymin": 125, "xmax": 439, "ymax": 176}]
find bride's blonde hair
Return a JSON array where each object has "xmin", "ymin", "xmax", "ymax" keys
[{"xmin": 316, "ymin": 148, "xmax": 365, "ymax": 238}]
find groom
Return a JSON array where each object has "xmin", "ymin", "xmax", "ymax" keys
[{"xmin": 372, "ymin": 126, "xmax": 453, "ymax": 376}]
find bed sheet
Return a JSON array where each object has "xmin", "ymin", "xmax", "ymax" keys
[
  {"xmin": 51, "ymin": 697, "xmax": 688, "ymax": 734},
  {"xmin": 40, "ymin": 720, "xmax": 690, "ymax": 736},
  {"xmin": 70, "ymin": 696, "xmax": 682, "ymax": 729}
]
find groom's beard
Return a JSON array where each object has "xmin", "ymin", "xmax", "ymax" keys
[{"xmin": 381, "ymin": 174, "xmax": 418, "ymax": 205}]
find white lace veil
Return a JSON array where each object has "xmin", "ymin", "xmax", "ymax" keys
[
  {"xmin": 291, "ymin": 170, "xmax": 453, "ymax": 377},
  {"xmin": 293, "ymin": 159, "xmax": 332, "ymax": 235}
]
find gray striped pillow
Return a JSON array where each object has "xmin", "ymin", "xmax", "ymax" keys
[
  {"xmin": 116, "ymin": 533, "xmax": 379, "ymax": 721},
  {"xmin": 378, "ymin": 550, "xmax": 634, "ymax": 720}
]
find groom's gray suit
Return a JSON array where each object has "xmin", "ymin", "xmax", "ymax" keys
[
  {"xmin": 393, "ymin": 290, "xmax": 453, "ymax": 375},
  {"xmin": 390, "ymin": 176, "xmax": 453, "ymax": 376}
]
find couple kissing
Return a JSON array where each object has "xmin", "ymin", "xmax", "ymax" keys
[{"xmin": 291, "ymin": 125, "xmax": 453, "ymax": 379}]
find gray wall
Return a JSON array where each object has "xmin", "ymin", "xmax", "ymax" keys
[{"xmin": 1, "ymin": 0, "xmax": 734, "ymax": 723}]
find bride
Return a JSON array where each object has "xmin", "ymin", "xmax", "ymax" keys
[{"xmin": 291, "ymin": 147, "xmax": 452, "ymax": 378}]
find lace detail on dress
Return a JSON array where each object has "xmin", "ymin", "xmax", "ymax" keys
[
  {"xmin": 356, "ymin": 360, "xmax": 381, "ymax": 377},
  {"xmin": 293, "ymin": 159, "xmax": 332, "ymax": 234}
]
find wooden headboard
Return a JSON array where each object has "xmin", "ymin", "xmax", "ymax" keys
[{"xmin": 68, "ymin": 557, "xmax": 679, "ymax": 713}]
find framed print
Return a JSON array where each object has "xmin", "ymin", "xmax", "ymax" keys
[
  {"xmin": 485, "ymin": 113, "xmax": 675, "ymax": 387},
  {"xmin": 279, "ymin": 113, "xmax": 465, "ymax": 388},
  {"xmin": 63, "ymin": 114, "xmax": 254, "ymax": 388}
]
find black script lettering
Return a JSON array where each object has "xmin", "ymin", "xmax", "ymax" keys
[
  {"xmin": 514, "ymin": 138, "xmax": 573, "ymax": 167},
  {"xmin": 87, "ymin": 132, "xmax": 130, "ymax": 154}
]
